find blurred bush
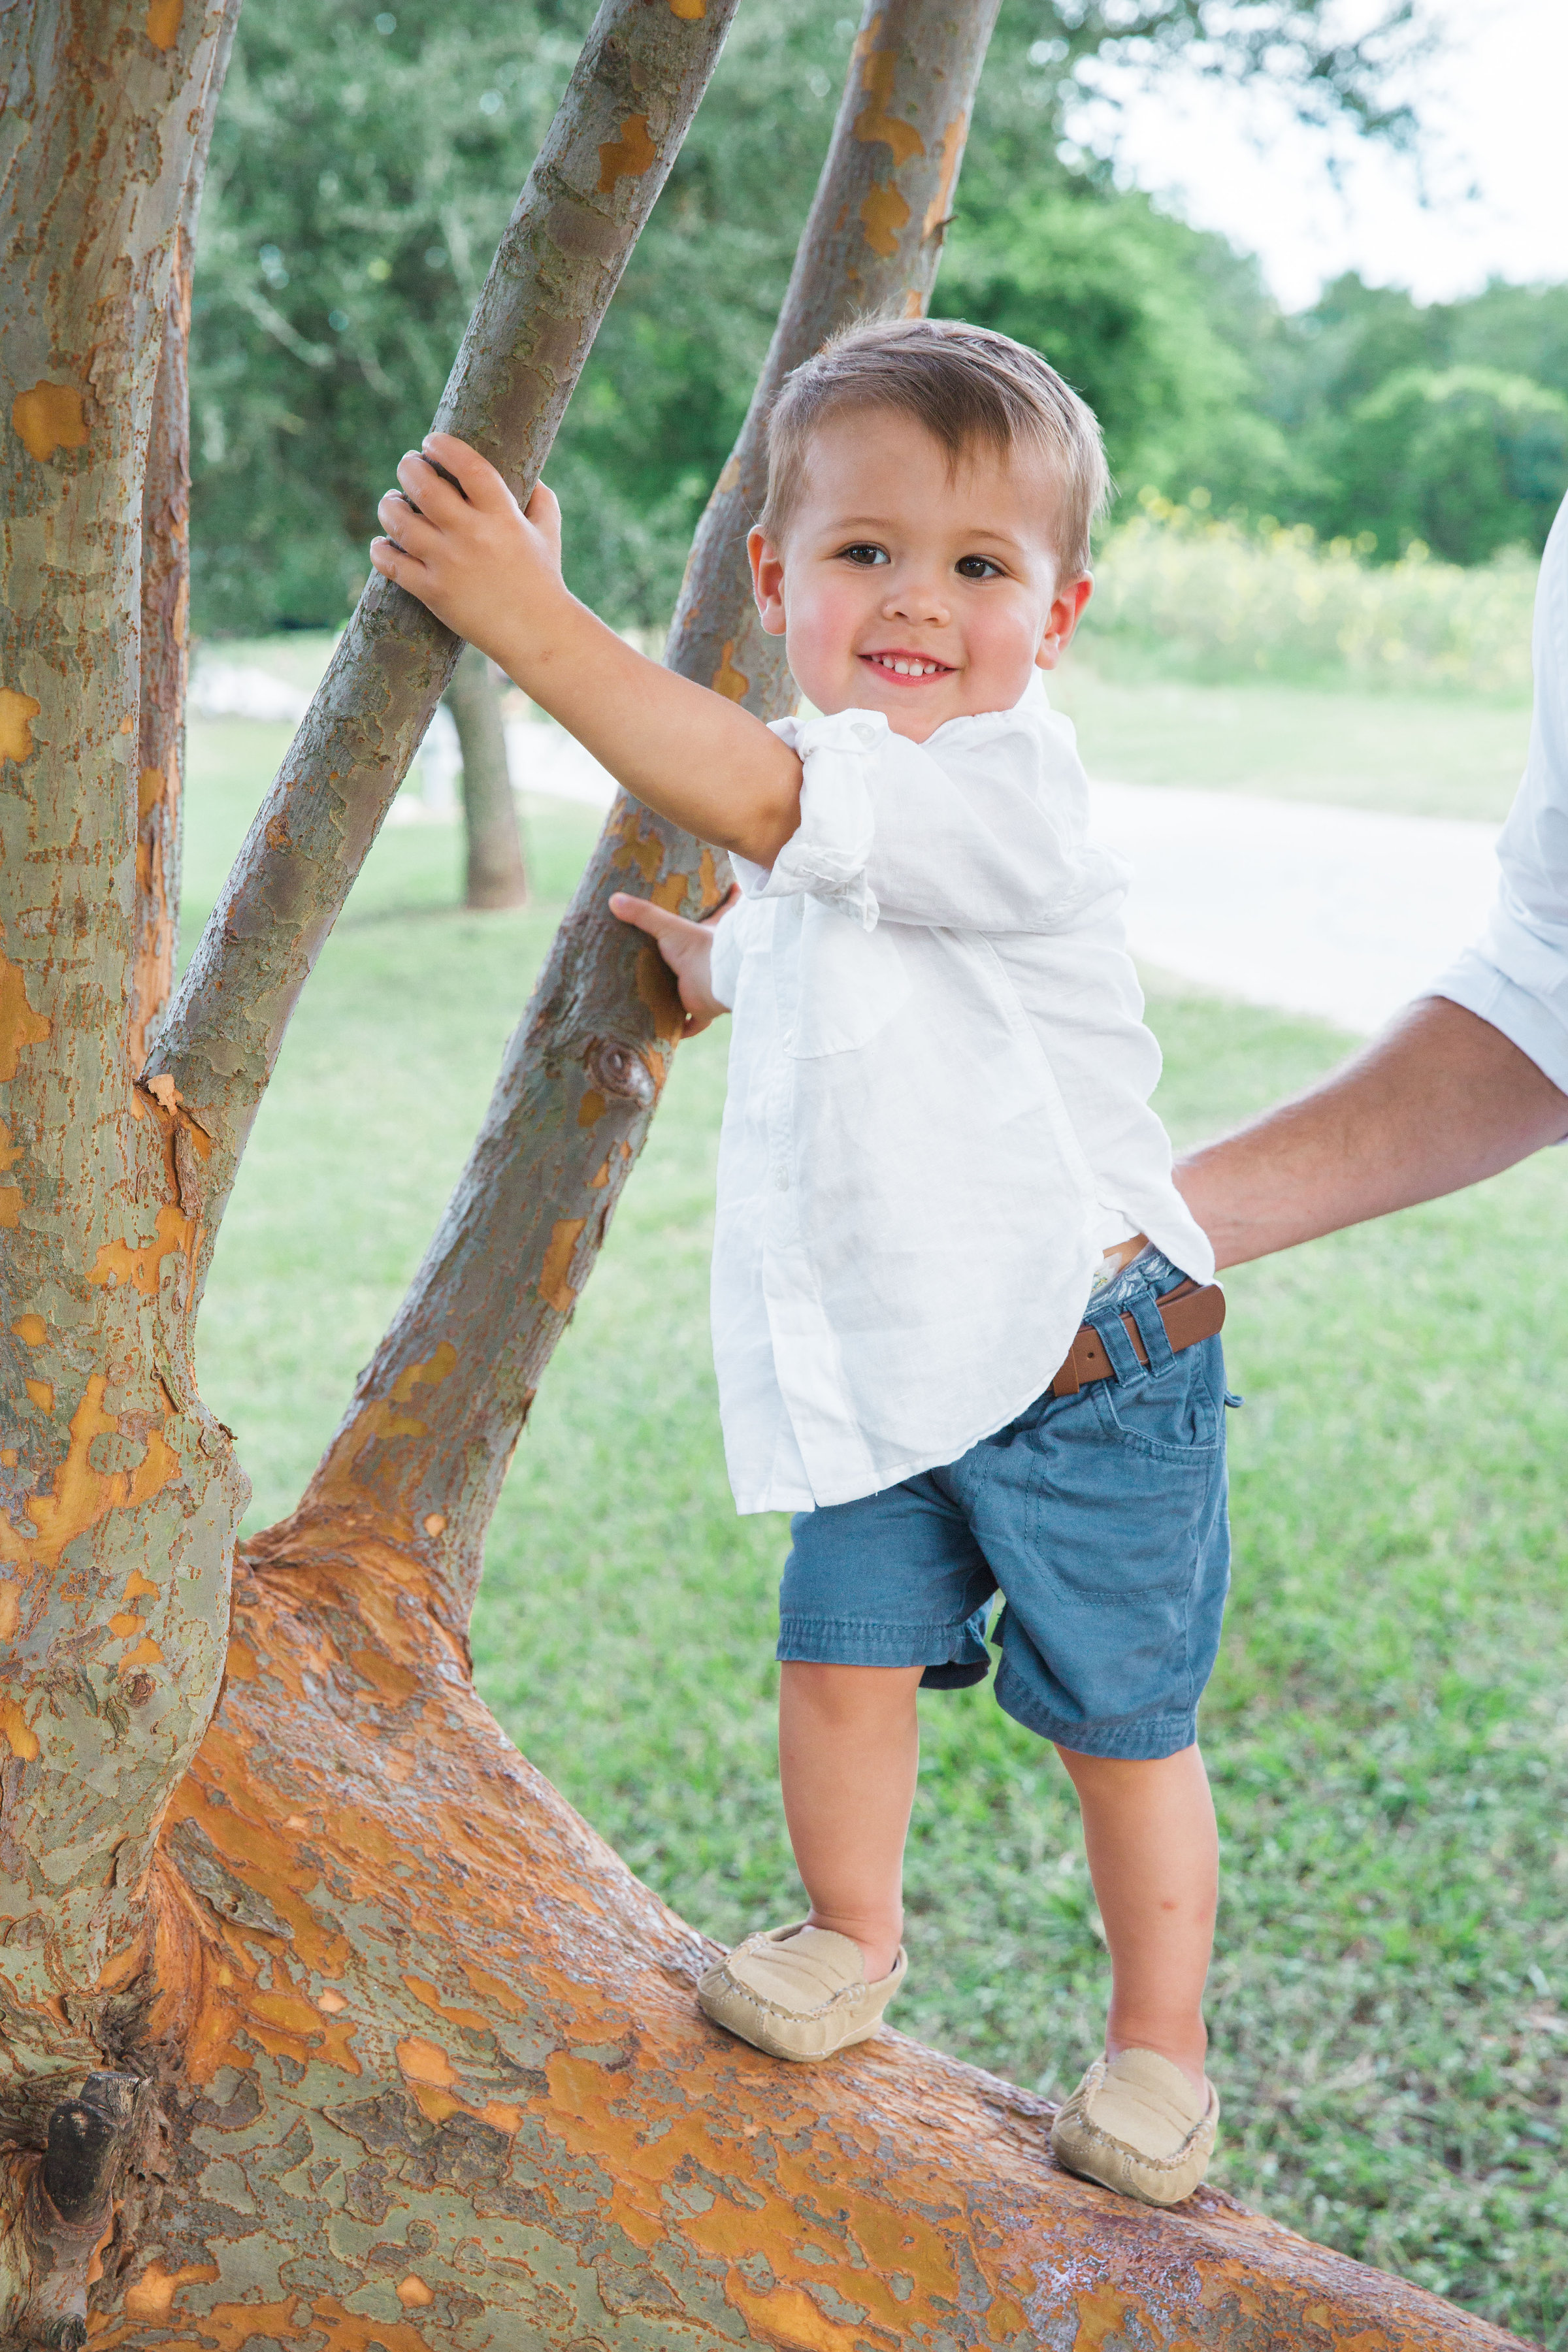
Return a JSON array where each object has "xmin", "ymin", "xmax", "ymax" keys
[{"xmin": 1086, "ymin": 497, "xmax": 1539, "ymax": 696}]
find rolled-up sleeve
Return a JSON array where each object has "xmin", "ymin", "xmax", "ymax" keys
[
  {"xmin": 732, "ymin": 704, "xmax": 1126, "ymax": 935},
  {"xmin": 1435, "ymin": 497, "xmax": 1568, "ymax": 1092}
]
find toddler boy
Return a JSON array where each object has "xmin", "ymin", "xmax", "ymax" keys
[{"xmin": 370, "ymin": 318, "xmax": 1231, "ymax": 2206}]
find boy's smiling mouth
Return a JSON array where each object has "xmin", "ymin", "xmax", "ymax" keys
[{"xmin": 860, "ymin": 649, "xmax": 954, "ymax": 681}]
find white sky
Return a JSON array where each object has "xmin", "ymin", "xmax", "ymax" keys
[{"xmin": 1068, "ymin": 0, "xmax": 1568, "ymax": 312}]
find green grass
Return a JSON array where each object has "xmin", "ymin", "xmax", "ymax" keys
[
  {"xmin": 188, "ymin": 710, "xmax": 1568, "ymax": 2345},
  {"xmin": 1050, "ymin": 656, "xmax": 1532, "ymax": 821}
]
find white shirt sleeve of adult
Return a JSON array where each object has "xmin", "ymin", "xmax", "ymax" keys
[
  {"xmin": 1433, "ymin": 495, "xmax": 1568, "ymax": 1094},
  {"xmin": 729, "ymin": 702, "xmax": 1126, "ymax": 935}
]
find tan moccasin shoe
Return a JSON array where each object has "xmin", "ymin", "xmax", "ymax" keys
[
  {"xmin": 697, "ymin": 1923, "xmax": 907, "ymax": 2062},
  {"xmin": 1050, "ymin": 2047, "xmax": 1218, "ymax": 2206}
]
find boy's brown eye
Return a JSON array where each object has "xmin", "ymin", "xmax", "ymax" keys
[
  {"xmin": 840, "ymin": 544, "xmax": 887, "ymax": 566},
  {"xmin": 956, "ymin": 555, "xmax": 1000, "ymax": 580}
]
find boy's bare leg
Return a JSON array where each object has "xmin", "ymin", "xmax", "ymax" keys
[
  {"xmin": 778, "ymin": 1662, "xmax": 925, "ymax": 1983},
  {"xmin": 1055, "ymin": 1743, "xmax": 1218, "ymax": 2093}
]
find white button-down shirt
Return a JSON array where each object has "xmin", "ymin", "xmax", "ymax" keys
[
  {"xmin": 1436, "ymin": 496, "xmax": 1568, "ymax": 1092},
  {"xmin": 706, "ymin": 679, "xmax": 1215, "ymax": 1515}
]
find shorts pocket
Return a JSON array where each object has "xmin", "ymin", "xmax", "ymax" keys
[
  {"xmin": 1085, "ymin": 1334, "xmax": 1222, "ymax": 1460},
  {"xmin": 1025, "ymin": 1345, "xmax": 1226, "ymax": 1597}
]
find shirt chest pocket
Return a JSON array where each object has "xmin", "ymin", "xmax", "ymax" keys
[{"xmin": 783, "ymin": 896, "xmax": 912, "ymax": 1058}]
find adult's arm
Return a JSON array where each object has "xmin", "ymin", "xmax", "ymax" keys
[
  {"xmin": 1175, "ymin": 996, "xmax": 1568, "ymax": 1269},
  {"xmin": 1178, "ymin": 493, "xmax": 1568, "ymax": 1268}
]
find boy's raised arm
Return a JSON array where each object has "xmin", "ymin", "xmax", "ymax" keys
[{"xmin": 370, "ymin": 434, "xmax": 802, "ymax": 870}]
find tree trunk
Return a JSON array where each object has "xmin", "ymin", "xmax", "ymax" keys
[
  {"xmin": 446, "ymin": 647, "xmax": 529, "ymax": 912},
  {"xmin": 0, "ymin": 3, "xmax": 1530, "ymax": 2345}
]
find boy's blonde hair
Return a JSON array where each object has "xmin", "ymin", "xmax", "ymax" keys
[{"xmin": 759, "ymin": 317, "xmax": 1111, "ymax": 579}]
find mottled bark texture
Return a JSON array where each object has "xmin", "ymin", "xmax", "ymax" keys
[
  {"xmin": 297, "ymin": 0, "xmax": 1006, "ymax": 1635},
  {"xmin": 446, "ymin": 648, "xmax": 529, "ymax": 911},
  {"xmin": 144, "ymin": 0, "xmax": 741, "ymax": 1264},
  {"xmin": 0, "ymin": 5, "xmax": 1532, "ymax": 2344}
]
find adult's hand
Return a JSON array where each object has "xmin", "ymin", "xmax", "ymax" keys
[{"xmin": 1174, "ymin": 996, "xmax": 1568, "ymax": 1270}]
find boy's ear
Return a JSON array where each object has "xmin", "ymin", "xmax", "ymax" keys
[
  {"xmin": 748, "ymin": 526, "xmax": 787, "ymax": 638},
  {"xmin": 1035, "ymin": 573, "xmax": 1094, "ymax": 672}
]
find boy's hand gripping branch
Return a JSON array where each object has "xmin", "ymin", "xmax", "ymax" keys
[{"xmin": 370, "ymin": 434, "xmax": 804, "ymax": 872}]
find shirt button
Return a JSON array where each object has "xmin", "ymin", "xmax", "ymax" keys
[{"xmin": 772, "ymin": 1167, "xmax": 790, "ymax": 1193}]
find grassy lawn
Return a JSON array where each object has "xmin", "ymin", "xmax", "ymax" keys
[{"xmin": 189, "ymin": 706, "xmax": 1567, "ymax": 2345}]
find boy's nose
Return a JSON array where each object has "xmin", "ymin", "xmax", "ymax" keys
[{"xmin": 883, "ymin": 576, "xmax": 948, "ymax": 626}]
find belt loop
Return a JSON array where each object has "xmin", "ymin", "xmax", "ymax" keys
[
  {"xmin": 1127, "ymin": 1284, "xmax": 1177, "ymax": 1377},
  {"xmin": 1086, "ymin": 1299, "xmax": 1144, "ymax": 1385}
]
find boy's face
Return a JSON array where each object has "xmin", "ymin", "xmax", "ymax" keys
[{"xmin": 747, "ymin": 408, "xmax": 1092, "ymax": 743}]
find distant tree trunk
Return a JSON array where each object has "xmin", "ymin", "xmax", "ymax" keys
[
  {"xmin": 0, "ymin": 2, "xmax": 1528, "ymax": 2345},
  {"xmin": 446, "ymin": 646, "xmax": 528, "ymax": 911}
]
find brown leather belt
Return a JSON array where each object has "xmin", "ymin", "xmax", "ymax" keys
[{"xmin": 1051, "ymin": 1277, "xmax": 1226, "ymax": 1398}]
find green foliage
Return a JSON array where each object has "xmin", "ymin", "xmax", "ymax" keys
[
  {"xmin": 188, "ymin": 705, "xmax": 1568, "ymax": 2345},
  {"xmin": 1084, "ymin": 497, "xmax": 1540, "ymax": 694},
  {"xmin": 189, "ymin": 0, "xmax": 1431, "ymax": 634}
]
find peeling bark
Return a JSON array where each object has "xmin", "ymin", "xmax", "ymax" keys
[
  {"xmin": 296, "ymin": 0, "xmax": 1005, "ymax": 1631},
  {"xmin": 144, "ymin": 0, "xmax": 741, "ymax": 1256},
  {"xmin": 447, "ymin": 649, "xmax": 528, "ymax": 912}
]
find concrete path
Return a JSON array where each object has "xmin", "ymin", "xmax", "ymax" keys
[
  {"xmin": 189, "ymin": 663, "xmax": 1505, "ymax": 1038},
  {"xmin": 506, "ymin": 723, "xmax": 1503, "ymax": 1038}
]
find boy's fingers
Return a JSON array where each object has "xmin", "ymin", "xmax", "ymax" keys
[
  {"xmin": 420, "ymin": 431, "xmax": 513, "ymax": 511},
  {"xmin": 369, "ymin": 534, "xmax": 424, "ymax": 585},
  {"xmin": 376, "ymin": 489, "xmax": 436, "ymax": 553},
  {"xmin": 395, "ymin": 451, "xmax": 466, "ymax": 523},
  {"xmin": 608, "ymin": 890, "xmax": 679, "ymax": 939}
]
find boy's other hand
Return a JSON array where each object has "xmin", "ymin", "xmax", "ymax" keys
[
  {"xmin": 610, "ymin": 888, "xmax": 738, "ymax": 1037},
  {"xmin": 369, "ymin": 432, "xmax": 568, "ymax": 664}
]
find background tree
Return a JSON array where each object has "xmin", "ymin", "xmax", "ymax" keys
[
  {"xmin": 445, "ymin": 648, "xmax": 528, "ymax": 911},
  {"xmin": 0, "ymin": 1, "xmax": 1537, "ymax": 2345},
  {"xmin": 186, "ymin": 0, "xmax": 1443, "ymax": 637}
]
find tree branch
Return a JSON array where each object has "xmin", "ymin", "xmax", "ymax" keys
[
  {"xmin": 274, "ymin": 0, "xmax": 1004, "ymax": 1635},
  {"xmin": 145, "ymin": 0, "xmax": 742, "ymax": 1265},
  {"xmin": 130, "ymin": 3, "xmax": 241, "ymax": 1077}
]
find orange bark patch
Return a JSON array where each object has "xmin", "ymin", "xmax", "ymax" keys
[
  {"xmin": 0, "ymin": 1582, "xmax": 18, "ymax": 1641},
  {"xmin": 0, "ymin": 1190, "xmax": 21, "ymax": 1230},
  {"xmin": 0, "ymin": 1375, "xmax": 181, "ymax": 1573},
  {"xmin": 144, "ymin": 0, "xmax": 182, "ymax": 47},
  {"xmin": 0, "ymin": 1696, "xmax": 39, "ymax": 1761},
  {"xmin": 711, "ymin": 638, "xmax": 749, "ymax": 701},
  {"xmin": 122, "ymin": 2259, "xmax": 221, "ymax": 2322},
  {"xmin": 668, "ymin": 0, "xmax": 706, "ymax": 14},
  {"xmin": 726, "ymin": 2278, "xmax": 859, "ymax": 2349},
  {"xmin": 123, "ymin": 1567, "xmax": 158, "ymax": 1601},
  {"xmin": 137, "ymin": 766, "xmax": 165, "ymax": 822},
  {"xmin": 860, "ymin": 180, "xmax": 911, "ymax": 259},
  {"xmin": 923, "ymin": 111, "xmax": 968, "ymax": 238},
  {"xmin": 421, "ymin": 1512, "xmax": 445, "ymax": 1536},
  {"xmin": 11, "ymin": 1314, "xmax": 45, "ymax": 1345},
  {"xmin": 12, "ymin": 381, "xmax": 88, "ymax": 463},
  {"xmin": 24, "ymin": 1379, "xmax": 53, "ymax": 1412},
  {"xmin": 396, "ymin": 2278, "xmax": 434, "ymax": 2309},
  {"xmin": 88, "ymin": 1199, "xmax": 196, "ymax": 1295},
  {"xmin": 404, "ymin": 1974, "xmax": 492, "ymax": 2035},
  {"xmin": 576, "ymin": 1088, "xmax": 607, "ymax": 1128},
  {"xmin": 538, "ymin": 1217, "xmax": 586, "ymax": 1313},
  {"xmin": 0, "ymin": 953, "xmax": 50, "ymax": 1080},
  {"xmin": 607, "ymin": 800, "xmax": 664, "ymax": 885},
  {"xmin": 0, "ymin": 688, "xmax": 42, "ymax": 764},
  {"xmin": 397, "ymin": 2034, "xmax": 457, "ymax": 2088},
  {"xmin": 0, "ymin": 1124, "xmax": 18, "ymax": 1173},
  {"xmin": 108, "ymin": 1613, "xmax": 145, "ymax": 1639},
  {"xmin": 634, "ymin": 943, "xmax": 685, "ymax": 1047},
  {"xmin": 120, "ymin": 1635, "xmax": 164, "ymax": 1668},
  {"xmin": 853, "ymin": 42, "xmax": 925, "ymax": 167},
  {"xmin": 308, "ymin": 2295, "xmax": 435, "ymax": 2352},
  {"xmin": 596, "ymin": 112, "xmax": 657, "ymax": 193}
]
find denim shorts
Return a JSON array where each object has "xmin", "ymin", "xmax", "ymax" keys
[{"xmin": 778, "ymin": 1249, "xmax": 1232, "ymax": 1761}]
